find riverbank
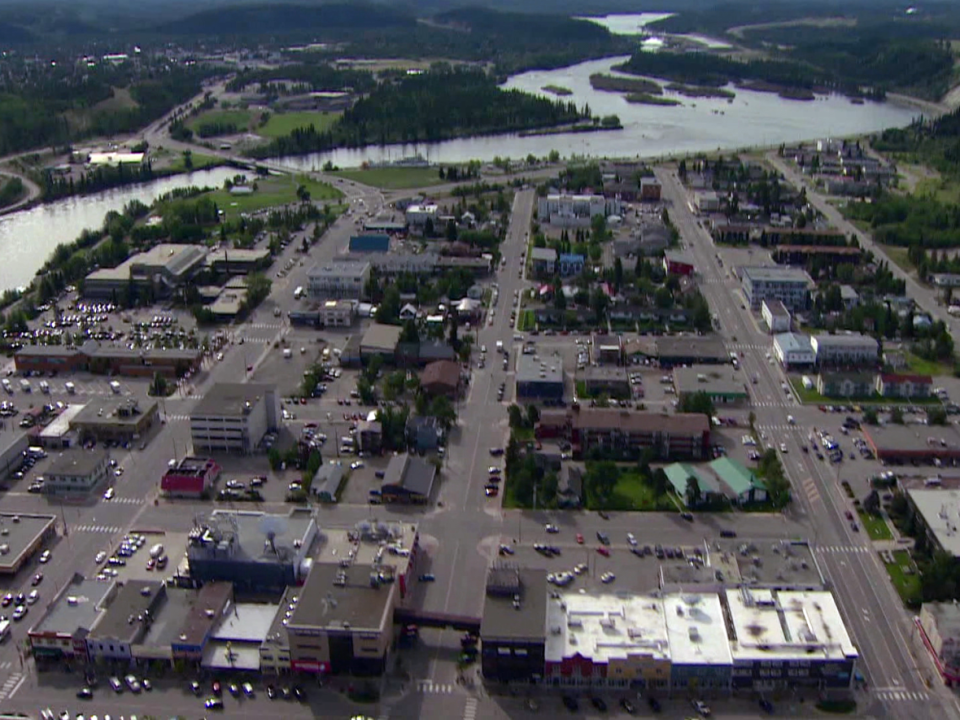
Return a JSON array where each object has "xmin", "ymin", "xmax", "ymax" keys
[
  {"xmin": 542, "ymin": 85, "xmax": 573, "ymax": 96},
  {"xmin": 518, "ymin": 122, "xmax": 623, "ymax": 137}
]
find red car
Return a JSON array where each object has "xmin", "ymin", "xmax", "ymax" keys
[
  {"xmin": 485, "ymin": 486, "xmax": 499, "ymax": 497},
  {"xmin": 212, "ymin": 680, "xmax": 222, "ymax": 696},
  {"xmin": 576, "ymin": 533, "xmax": 584, "ymax": 544},
  {"xmin": 597, "ymin": 546, "xmax": 610, "ymax": 557}
]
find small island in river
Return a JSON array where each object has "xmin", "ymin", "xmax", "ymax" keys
[
  {"xmin": 542, "ymin": 84, "xmax": 573, "ymax": 96},
  {"xmin": 665, "ymin": 83, "xmax": 736, "ymax": 99},
  {"xmin": 589, "ymin": 73, "xmax": 663, "ymax": 95},
  {"xmin": 626, "ymin": 93, "xmax": 681, "ymax": 106}
]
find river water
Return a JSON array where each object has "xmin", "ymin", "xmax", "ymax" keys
[
  {"xmin": 0, "ymin": 49, "xmax": 920, "ymax": 293},
  {"xmin": 0, "ymin": 167, "xmax": 237, "ymax": 294}
]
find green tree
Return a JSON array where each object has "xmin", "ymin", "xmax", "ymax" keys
[
  {"xmin": 679, "ymin": 390, "xmax": 715, "ymax": 420},
  {"xmin": 244, "ymin": 272, "xmax": 272, "ymax": 309},
  {"xmin": 928, "ymin": 406, "xmax": 948, "ymax": 426},
  {"xmin": 182, "ymin": 149, "xmax": 193, "ymax": 170},
  {"xmin": 363, "ymin": 354, "xmax": 384, "ymax": 384},
  {"xmin": 651, "ymin": 468, "xmax": 669, "ymax": 497},
  {"xmin": 149, "ymin": 373, "xmax": 168, "ymax": 397},
  {"xmin": 357, "ymin": 377, "xmax": 376, "ymax": 405},
  {"xmin": 429, "ymin": 395, "xmax": 457, "ymax": 431},
  {"xmin": 400, "ymin": 318, "xmax": 420, "ymax": 344},
  {"xmin": 508, "ymin": 404, "xmax": 524, "ymax": 428},
  {"xmin": 585, "ymin": 461, "xmax": 618, "ymax": 502},
  {"xmin": 890, "ymin": 406, "xmax": 905, "ymax": 424},
  {"xmin": 525, "ymin": 404, "xmax": 540, "ymax": 427},
  {"xmin": 863, "ymin": 408, "xmax": 879, "ymax": 425}
]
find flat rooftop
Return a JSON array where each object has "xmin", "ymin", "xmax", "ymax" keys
[
  {"xmin": 741, "ymin": 266, "xmax": 813, "ymax": 284},
  {"xmin": 46, "ymin": 448, "xmax": 108, "ymax": 478},
  {"xmin": 40, "ymin": 404, "xmax": 86, "ymax": 439},
  {"xmin": 308, "ymin": 260, "xmax": 371, "ymax": 279},
  {"xmin": 91, "ymin": 579, "xmax": 163, "ymax": 642},
  {"xmin": 481, "ymin": 567, "xmax": 547, "ymax": 641},
  {"xmin": 189, "ymin": 509, "xmax": 315, "ymax": 566},
  {"xmin": 907, "ymin": 489, "xmax": 960, "ymax": 557},
  {"xmin": 72, "ymin": 397, "xmax": 157, "ymax": 427},
  {"xmin": 656, "ymin": 336, "xmax": 727, "ymax": 360},
  {"xmin": 545, "ymin": 591, "xmax": 670, "ymax": 665},
  {"xmin": 139, "ymin": 586, "xmax": 210, "ymax": 651},
  {"xmin": 190, "ymin": 383, "xmax": 276, "ymax": 419},
  {"xmin": 288, "ymin": 563, "xmax": 396, "ymax": 632},
  {"xmin": 31, "ymin": 575, "xmax": 113, "ymax": 635},
  {"xmin": 662, "ymin": 592, "xmax": 732, "ymax": 667},
  {"xmin": 865, "ymin": 425, "xmax": 960, "ymax": 456},
  {"xmin": 313, "ymin": 521, "xmax": 417, "ymax": 578},
  {"xmin": 673, "ymin": 365, "xmax": 747, "ymax": 398},
  {"xmin": 726, "ymin": 540, "xmax": 823, "ymax": 589},
  {"xmin": 211, "ymin": 602, "xmax": 279, "ymax": 643},
  {"xmin": 0, "ymin": 512, "xmax": 56, "ymax": 574},
  {"xmin": 517, "ymin": 353, "xmax": 564, "ymax": 384},
  {"xmin": 726, "ymin": 588, "xmax": 857, "ymax": 663}
]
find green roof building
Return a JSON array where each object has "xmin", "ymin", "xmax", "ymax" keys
[
  {"xmin": 709, "ymin": 457, "xmax": 767, "ymax": 504},
  {"xmin": 663, "ymin": 463, "xmax": 722, "ymax": 508}
]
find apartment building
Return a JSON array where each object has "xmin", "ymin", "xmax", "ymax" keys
[
  {"xmin": 536, "ymin": 407, "xmax": 710, "ymax": 461},
  {"xmin": 307, "ymin": 260, "xmax": 371, "ymax": 300},
  {"xmin": 811, "ymin": 333, "xmax": 879, "ymax": 368},
  {"xmin": 740, "ymin": 266, "xmax": 813, "ymax": 312},
  {"xmin": 537, "ymin": 194, "xmax": 621, "ymax": 227}
]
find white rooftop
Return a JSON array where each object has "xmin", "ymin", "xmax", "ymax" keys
[
  {"xmin": 726, "ymin": 589, "xmax": 858, "ymax": 663},
  {"xmin": 662, "ymin": 593, "xmax": 732, "ymax": 667},
  {"xmin": 545, "ymin": 591, "xmax": 670, "ymax": 665},
  {"xmin": 40, "ymin": 404, "xmax": 86, "ymax": 439}
]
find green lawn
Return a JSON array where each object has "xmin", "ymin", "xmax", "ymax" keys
[
  {"xmin": 258, "ymin": 111, "xmax": 341, "ymax": 139},
  {"xmin": 857, "ymin": 509, "xmax": 893, "ymax": 541},
  {"xmin": 167, "ymin": 151, "xmax": 223, "ymax": 173},
  {"xmin": 187, "ymin": 109, "xmax": 253, "ymax": 133},
  {"xmin": 883, "ymin": 549, "xmax": 921, "ymax": 608},
  {"xmin": 882, "ymin": 245, "xmax": 915, "ymax": 274},
  {"xmin": 332, "ymin": 166, "xmax": 445, "ymax": 190},
  {"xmin": 204, "ymin": 174, "xmax": 342, "ymax": 219},
  {"xmin": 789, "ymin": 376, "xmax": 942, "ymax": 405},
  {"xmin": 597, "ymin": 472, "xmax": 675, "ymax": 512},
  {"xmin": 517, "ymin": 309, "xmax": 535, "ymax": 332},
  {"xmin": 915, "ymin": 175, "xmax": 960, "ymax": 204},
  {"xmin": 903, "ymin": 351, "xmax": 953, "ymax": 378}
]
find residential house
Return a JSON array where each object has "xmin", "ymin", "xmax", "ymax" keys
[
  {"xmin": 876, "ymin": 373, "xmax": 932, "ymax": 399},
  {"xmin": 530, "ymin": 247, "xmax": 558, "ymax": 278},
  {"xmin": 405, "ymin": 415, "xmax": 443, "ymax": 452},
  {"xmin": 816, "ymin": 373, "xmax": 874, "ymax": 399},
  {"xmin": 420, "ymin": 360, "xmax": 461, "ymax": 398}
]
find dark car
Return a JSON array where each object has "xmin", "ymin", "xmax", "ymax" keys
[
  {"xmin": 648, "ymin": 696, "xmax": 662, "ymax": 713},
  {"xmin": 590, "ymin": 696, "xmax": 608, "ymax": 712},
  {"xmin": 419, "ymin": 573, "xmax": 436, "ymax": 582},
  {"xmin": 76, "ymin": 687, "xmax": 93, "ymax": 700},
  {"xmin": 266, "ymin": 684, "xmax": 277, "ymax": 700},
  {"xmin": 759, "ymin": 698, "xmax": 774, "ymax": 714},
  {"xmin": 293, "ymin": 685, "xmax": 306, "ymax": 702},
  {"xmin": 680, "ymin": 512, "xmax": 694, "ymax": 522},
  {"xmin": 720, "ymin": 530, "xmax": 737, "ymax": 538},
  {"xmin": 597, "ymin": 531, "xmax": 610, "ymax": 545},
  {"xmin": 562, "ymin": 695, "xmax": 579, "ymax": 711},
  {"xmin": 204, "ymin": 697, "xmax": 224, "ymax": 710},
  {"xmin": 620, "ymin": 698, "xmax": 636, "ymax": 714}
]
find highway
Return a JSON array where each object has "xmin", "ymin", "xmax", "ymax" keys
[{"xmin": 657, "ymin": 167, "xmax": 959, "ymax": 720}]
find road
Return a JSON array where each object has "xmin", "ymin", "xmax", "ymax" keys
[
  {"xmin": 657, "ymin": 167, "xmax": 959, "ymax": 720},
  {"xmin": 765, "ymin": 150, "xmax": 960, "ymax": 340}
]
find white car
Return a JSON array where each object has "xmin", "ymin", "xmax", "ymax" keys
[
  {"xmin": 544, "ymin": 524, "xmax": 559, "ymax": 534},
  {"xmin": 487, "ymin": 466, "xmax": 501, "ymax": 475},
  {"xmin": 601, "ymin": 572, "xmax": 616, "ymax": 584},
  {"xmin": 103, "ymin": 488, "xmax": 115, "ymax": 500},
  {"xmin": 626, "ymin": 533, "xmax": 637, "ymax": 546},
  {"xmin": 95, "ymin": 551, "xmax": 107, "ymax": 564},
  {"xmin": 27, "ymin": 590, "xmax": 39, "ymax": 604},
  {"xmin": 38, "ymin": 550, "xmax": 51, "ymax": 564},
  {"xmin": 350, "ymin": 461, "xmax": 364, "ymax": 470},
  {"xmin": 780, "ymin": 443, "xmax": 788, "ymax": 453}
]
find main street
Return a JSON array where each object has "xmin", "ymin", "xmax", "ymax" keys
[{"xmin": 658, "ymin": 167, "xmax": 959, "ymax": 720}]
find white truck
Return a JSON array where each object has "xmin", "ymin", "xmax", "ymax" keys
[
  {"xmin": 19, "ymin": 379, "xmax": 30, "ymax": 393},
  {"xmin": 496, "ymin": 340, "xmax": 504, "ymax": 353},
  {"xmin": 110, "ymin": 381, "xmax": 122, "ymax": 394}
]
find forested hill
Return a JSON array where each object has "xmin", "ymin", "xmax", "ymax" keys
[
  {"xmin": 155, "ymin": 2, "xmax": 415, "ymax": 36},
  {"xmin": 248, "ymin": 66, "xmax": 587, "ymax": 158}
]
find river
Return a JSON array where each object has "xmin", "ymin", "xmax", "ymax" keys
[
  {"xmin": 274, "ymin": 55, "xmax": 918, "ymax": 172},
  {"xmin": 0, "ymin": 167, "xmax": 237, "ymax": 294}
]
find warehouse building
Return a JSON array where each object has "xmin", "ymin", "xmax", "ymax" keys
[
  {"xmin": 84, "ymin": 244, "xmax": 208, "ymax": 300},
  {"xmin": 0, "ymin": 512, "xmax": 57, "ymax": 575},
  {"xmin": 761, "ymin": 299, "xmax": 791, "ymax": 334},
  {"xmin": 673, "ymin": 365, "xmax": 748, "ymax": 405},
  {"xmin": 773, "ymin": 332, "xmax": 815, "ymax": 369}
]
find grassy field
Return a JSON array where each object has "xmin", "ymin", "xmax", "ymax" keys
[
  {"xmin": 602, "ymin": 472, "xmax": 676, "ymax": 512},
  {"xmin": 517, "ymin": 309, "xmax": 535, "ymax": 332},
  {"xmin": 883, "ymin": 549, "xmax": 921, "ymax": 608},
  {"xmin": 187, "ymin": 109, "xmax": 253, "ymax": 133},
  {"xmin": 204, "ymin": 174, "xmax": 342, "ymax": 219},
  {"xmin": 789, "ymin": 376, "xmax": 942, "ymax": 405},
  {"xmin": 903, "ymin": 351, "xmax": 953, "ymax": 377},
  {"xmin": 258, "ymin": 111, "xmax": 341, "ymax": 139},
  {"xmin": 915, "ymin": 175, "xmax": 960, "ymax": 204},
  {"xmin": 790, "ymin": 377, "xmax": 824, "ymax": 403},
  {"xmin": 857, "ymin": 509, "xmax": 893, "ymax": 541},
  {"xmin": 165, "ymin": 151, "xmax": 223, "ymax": 173},
  {"xmin": 332, "ymin": 166, "xmax": 444, "ymax": 190},
  {"xmin": 882, "ymin": 245, "xmax": 914, "ymax": 273}
]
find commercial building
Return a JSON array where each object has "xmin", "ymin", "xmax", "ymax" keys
[
  {"xmin": 186, "ymin": 510, "xmax": 317, "ymax": 592},
  {"xmin": 811, "ymin": 333, "xmax": 879, "ymax": 368},
  {"xmin": 380, "ymin": 453, "xmax": 436, "ymax": 504},
  {"xmin": 161, "ymin": 457, "xmax": 222, "ymax": 498},
  {"xmin": 578, "ymin": 366, "xmax": 630, "ymax": 399},
  {"xmin": 360, "ymin": 323, "xmax": 402, "ymax": 363},
  {"xmin": 311, "ymin": 461, "xmax": 345, "ymax": 503},
  {"xmin": 816, "ymin": 373, "xmax": 873, "ymax": 399},
  {"xmin": 168, "ymin": 582, "xmax": 235, "ymax": 665},
  {"xmin": 740, "ymin": 266, "xmax": 813, "ymax": 312},
  {"xmin": 357, "ymin": 420, "xmax": 382, "ymax": 455},
  {"xmin": 530, "ymin": 247, "xmax": 557, "ymax": 278},
  {"xmin": 405, "ymin": 204, "xmax": 439, "ymax": 230},
  {"xmin": 405, "ymin": 415, "xmax": 443, "ymax": 452},
  {"xmin": 318, "ymin": 300, "xmax": 357, "ymax": 328},
  {"xmin": 663, "ymin": 463, "xmax": 724, "ymax": 507},
  {"xmin": 905, "ymin": 489, "xmax": 960, "ymax": 558},
  {"xmin": 876, "ymin": 373, "xmax": 933, "ymax": 399},
  {"xmin": 348, "ymin": 234, "xmax": 390, "ymax": 253},
  {"xmin": 70, "ymin": 396, "xmax": 159, "ymax": 443},
  {"xmin": 307, "ymin": 260, "xmax": 371, "ymax": 300},
  {"xmin": 537, "ymin": 194, "xmax": 621, "ymax": 228},
  {"xmin": 43, "ymin": 449, "xmax": 110, "ymax": 495},
  {"xmin": 83, "ymin": 244, "xmax": 208, "ymax": 300},
  {"xmin": 0, "ymin": 512, "xmax": 57, "ymax": 575},
  {"xmin": 28, "ymin": 574, "xmax": 117, "ymax": 662},
  {"xmin": 761, "ymin": 299, "xmax": 791, "ymax": 334},
  {"xmin": 536, "ymin": 407, "xmax": 710, "ymax": 461},
  {"xmin": 592, "ymin": 334, "xmax": 624, "ymax": 365},
  {"xmin": 639, "ymin": 177, "xmax": 661, "ymax": 201},
  {"xmin": 0, "ymin": 431, "xmax": 30, "ymax": 483},
  {"xmin": 285, "ymin": 562, "xmax": 399, "ymax": 676},
  {"xmin": 85, "ymin": 579, "xmax": 166, "ymax": 663},
  {"xmin": 773, "ymin": 332, "xmax": 815, "ymax": 369},
  {"xmin": 204, "ymin": 248, "xmax": 272, "ymax": 275},
  {"xmin": 14, "ymin": 342, "xmax": 202, "ymax": 379},
  {"xmin": 863, "ymin": 427, "xmax": 960, "ymax": 464},
  {"xmin": 918, "ymin": 602, "xmax": 960, "ymax": 683},
  {"xmin": 656, "ymin": 337, "xmax": 728, "ymax": 368},
  {"xmin": 695, "ymin": 191, "xmax": 721, "ymax": 213},
  {"xmin": 480, "ymin": 567, "xmax": 548, "ymax": 683},
  {"xmin": 190, "ymin": 383, "xmax": 280, "ymax": 455},
  {"xmin": 673, "ymin": 366, "xmax": 748, "ymax": 405},
  {"xmin": 663, "ymin": 250, "xmax": 695, "ymax": 276},
  {"xmin": 516, "ymin": 354, "xmax": 565, "ymax": 401},
  {"xmin": 39, "ymin": 404, "xmax": 85, "ymax": 449}
]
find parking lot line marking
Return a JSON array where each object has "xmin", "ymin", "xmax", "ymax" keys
[{"xmin": 6, "ymin": 674, "xmax": 24, "ymax": 699}]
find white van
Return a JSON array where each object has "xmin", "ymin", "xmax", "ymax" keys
[
  {"xmin": 64, "ymin": 381, "xmax": 76, "ymax": 394},
  {"xmin": 294, "ymin": 286, "xmax": 305, "ymax": 300},
  {"xmin": 149, "ymin": 543, "xmax": 164, "ymax": 559},
  {"xmin": 110, "ymin": 381, "xmax": 122, "ymax": 394},
  {"xmin": 19, "ymin": 379, "xmax": 30, "ymax": 393},
  {"xmin": 39, "ymin": 380, "xmax": 50, "ymax": 394},
  {"xmin": 283, "ymin": 348, "xmax": 293, "ymax": 359}
]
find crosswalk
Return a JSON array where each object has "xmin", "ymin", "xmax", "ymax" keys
[
  {"xmin": 759, "ymin": 423, "xmax": 803, "ymax": 433},
  {"xmin": 73, "ymin": 524, "xmax": 123, "ymax": 534},
  {"xmin": 105, "ymin": 498, "xmax": 143, "ymax": 506},
  {"xmin": 0, "ymin": 672, "xmax": 23, "ymax": 702},
  {"xmin": 464, "ymin": 697, "xmax": 478, "ymax": 720},
  {"xmin": 246, "ymin": 322, "xmax": 282, "ymax": 331},
  {"xmin": 417, "ymin": 680, "xmax": 456, "ymax": 694},
  {"xmin": 816, "ymin": 545, "xmax": 871, "ymax": 554},
  {"xmin": 751, "ymin": 401, "xmax": 794, "ymax": 408},
  {"xmin": 165, "ymin": 414, "xmax": 191, "ymax": 423},
  {"xmin": 0, "ymin": 661, "xmax": 14, "ymax": 670},
  {"xmin": 727, "ymin": 343, "xmax": 769, "ymax": 351},
  {"xmin": 875, "ymin": 689, "xmax": 928, "ymax": 703},
  {"xmin": 799, "ymin": 476, "xmax": 821, "ymax": 505}
]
